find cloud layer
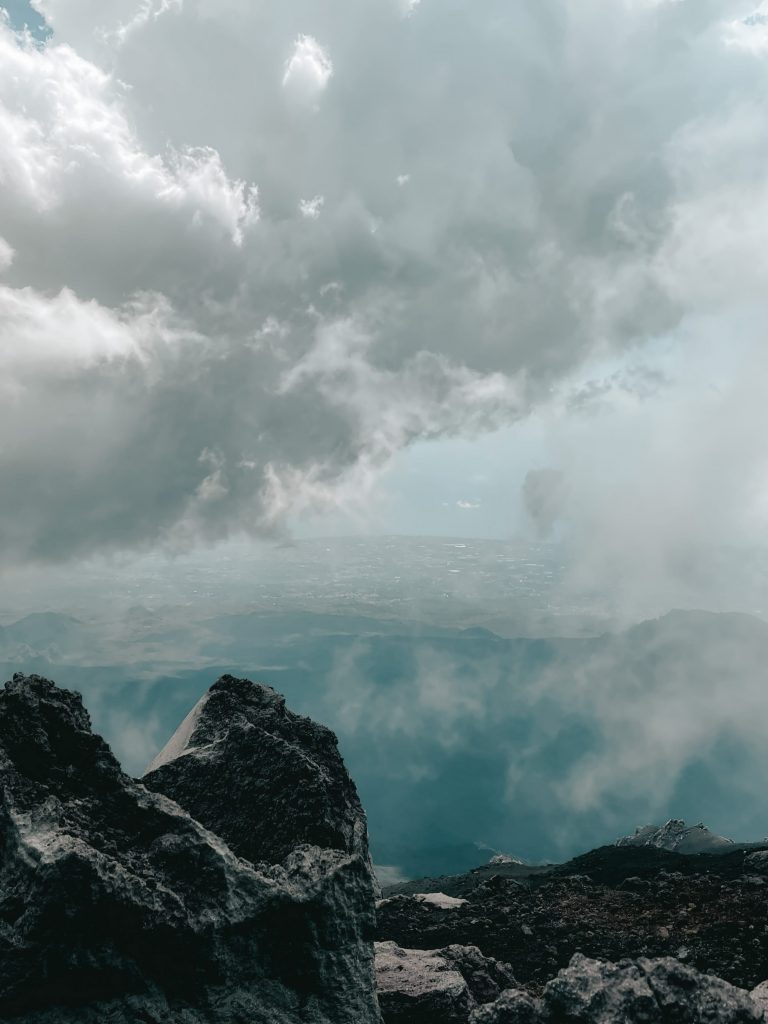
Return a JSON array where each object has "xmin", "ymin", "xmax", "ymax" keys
[{"xmin": 1, "ymin": 0, "xmax": 766, "ymax": 561}]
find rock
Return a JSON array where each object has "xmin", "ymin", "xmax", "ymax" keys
[
  {"xmin": 375, "ymin": 941, "xmax": 476, "ymax": 1023},
  {"xmin": 469, "ymin": 990, "xmax": 543, "ymax": 1023},
  {"xmin": 745, "ymin": 851, "xmax": 768, "ymax": 873},
  {"xmin": 0, "ymin": 673, "xmax": 381, "ymax": 1023},
  {"xmin": 414, "ymin": 892, "xmax": 468, "ymax": 910},
  {"xmin": 440, "ymin": 945, "xmax": 517, "ymax": 1004},
  {"xmin": 750, "ymin": 980, "xmax": 768, "ymax": 1016},
  {"xmin": 374, "ymin": 940, "xmax": 516, "ymax": 1022},
  {"xmin": 543, "ymin": 953, "xmax": 763, "ymax": 1022},
  {"xmin": 616, "ymin": 820, "xmax": 734, "ymax": 854},
  {"xmin": 143, "ymin": 674, "xmax": 371, "ymax": 868}
]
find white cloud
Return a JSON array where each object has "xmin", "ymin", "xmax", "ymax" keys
[
  {"xmin": 282, "ymin": 34, "xmax": 333, "ymax": 104},
  {"xmin": 0, "ymin": 1, "xmax": 765, "ymax": 571},
  {"xmin": 299, "ymin": 194, "xmax": 325, "ymax": 219},
  {"xmin": 0, "ymin": 237, "xmax": 14, "ymax": 272}
]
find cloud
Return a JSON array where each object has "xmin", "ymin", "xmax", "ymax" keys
[
  {"xmin": 282, "ymin": 34, "xmax": 333, "ymax": 104},
  {"xmin": 0, "ymin": 1, "xmax": 766, "ymax": 564},
  {"xmin": 0, "ymin": 237, "xmax": 14, "ymax": 272}
]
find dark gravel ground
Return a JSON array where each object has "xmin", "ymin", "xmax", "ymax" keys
[{"xmin": 377, "ymin": 845, "xmax": 768, "ymax": 994}]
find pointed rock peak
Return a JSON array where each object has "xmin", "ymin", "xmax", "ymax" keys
[
  {"xmin": 144, "ymin": 675, "xmax": 372, "ymax": 870},
  {"xmin": 0, "ymin": 673, "xmax": 381, "ymax": 1024},
  {"xmin": 0, "ymin": 673, "xmax": 120, "ymax": 793}
]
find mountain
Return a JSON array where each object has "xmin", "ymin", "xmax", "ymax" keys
[
  {"xmin": 616, "ymin": 819, "xmax": 736, "ymax": 854},
  {"xmin": 0, "ymin": 673, "xmax": 380, "ymax": 1023}
]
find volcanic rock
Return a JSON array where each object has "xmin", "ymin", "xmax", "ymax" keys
[
  {"xmin": 143, "ymin": 675, "xmax": 371, "ymax": 868},
  {"xmin": 616, "ymin": 820, "xmax": 734, "ymax": 854},
  {"xmin": 375, "ymin": 940, "xmax": 516, "ymax": 1023},
  {"xmin": 469, "ymin": 954, "xmax": 765, "ymax": 1023},
  {"xmin": 542, "ymin": 953, "xmax": 763, "ymax": 1022},
  {"xmin": 0, "ymin": 673, "xmax": 381, "ymax": 1023}
]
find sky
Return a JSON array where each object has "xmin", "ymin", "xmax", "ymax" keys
[
  {"xmin": 3, "ymin": 0, "xmax": 768, "ymax": 866},
  {"xmin": 0, "ymin": 0, "xmax": 767, "ymax": 593}
]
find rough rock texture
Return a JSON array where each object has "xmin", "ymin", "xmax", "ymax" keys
[
  {"xmin": 143, "ymin": 675, "xmax": 370, "ymax": 869},
  {"xmin": 750, "ymin": 980, "xmax": 768, "ymax": 1016},
  {"xmin": 377, "ymin": 846, "xmax": 768, "ymax": 993},
  {"xmin": 375, "ymin": 942, "xmax": 476, "ymax": 1023},
  {"xmin": 543, "ymin": 953, "xmax": 763, "ymax": 1022},
  {"xmin": 616, "ymin": 820, "xmax": 735, "ymax": 854},
  {"xmin": 469, "ymin": 955, "xmax": 765, "ymax": 1024},
  {"xmin": 374, "ymin": 941, "xmax": 516, "ymax": 1023},
  {"xmin": 0, "ymin": 674, "xmax": 381, "ymax": 1024},
  {"xmin": 469, "ymin": 990, "xmax": 542, "ymax": 1024}
]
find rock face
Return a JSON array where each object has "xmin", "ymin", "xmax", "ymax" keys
[
  {"xmin": 375, "ymin": 941, "xmax": 516, "ymax": 1023},
  {"xmin": 143, "ymin": 675, "xmax": 371, "ymax": 869},
  {"xmin": 0, "ymin": 673, "xmax": 381, "ymax": 1023}
]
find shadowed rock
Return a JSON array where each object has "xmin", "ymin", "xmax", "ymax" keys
[
  {"xmin": 0, "ymin": 673, "xmax": 381, "ymax": 1023},
  {"xmin": 470, "ymin": 954, "xmax": 765, "ymax": 1023},
  {"xmin": 143, "ymin": 675, "xmax": 371, "ymax": 868},
  {"xmin": 375, "ymin": 941, "xmax": 516, "ymax": 1024}
]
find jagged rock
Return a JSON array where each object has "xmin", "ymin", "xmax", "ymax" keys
[
  {"xmin": 469, "ymin": 990, "xmax": 543, "ymax": 1023},
  {"xmin": 374, "ymin": 941, "xmax": 515, "ymax": 1023},
  {"xmin": 439, "ymin": 945, "xmax": 517, "ymax": 1004},
  {"xmin": 143, "ymin": 674, "xmax": 371, "ymax": 868},
  {"xmin": 543, "ymin": 953, "xmax": 763, "ymax": 1022},
  {"xmin": 0, "ymin": 673, "xmax": 381, "ymax": 1023},
  {"xmin": 616, "ymin": 820, "xmax": 734, "ymax": 854},
  {"xmin": 745, "ymin": 850, "xmax": 768, "ymax": 873},
  {"xmin": 375, "ymin": 941, "xmax": 476, "ymax": 1023}
]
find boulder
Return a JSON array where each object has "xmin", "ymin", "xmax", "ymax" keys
[
  {"xmin": 143, "ymin": 675, "xmax": 372, "ymax": 869},
  {"xmin": 543, "ymin": 953, "xmax": 763, "ymax": 1022},
  {"xmin": 0, "ymin": 673, "xmax": 381, "ymax": 1024},
  {"xmin": 374, "ymin": 940, "xmax": 516, "ymax": 1023},
  {"xmin": 375, "ymin": 941, "xmax": 475, "ymax": 1023}
]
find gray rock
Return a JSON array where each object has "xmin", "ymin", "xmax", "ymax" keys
[
  {"xmin": 750, "ymin": 980, "xmax": 768, "ymax": 1017},
  {"xmin": 469, "ymin": 989, "xmax": 543, "ymax": 1023},
  {"xmin": 543, "ymin": 953, "xmax": 763, "ymax": 1022},
  {"xmin": 616, "ymin": 819, "xmax": 734, "ymax": 854},
  {"xmin": 0, "ymin": 673, "xmax": 381, "ymax": 1024},
  {"xmin": 375, "ymin": 941, "xmax": 476, "ymax": 1023},
  {"xmin": 440, "ymin": 945, "xmax": 517, "ymax": 1005},
  {"xmin": 374, "ymin": 941, "xmax": 516, "ymax": 1023},
  {"xmin": 745, "ymin": 850, "xmax": 768, "ymax": 873}
]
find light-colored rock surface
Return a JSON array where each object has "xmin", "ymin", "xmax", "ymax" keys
[{"xmin": 375, "ymin": 941, "xmax": 475, "ymax": 1022}]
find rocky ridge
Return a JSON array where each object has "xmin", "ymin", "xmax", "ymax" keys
[{"xmin": 0, "ymin": 673, "xmax": 380, "ymax": 1023}]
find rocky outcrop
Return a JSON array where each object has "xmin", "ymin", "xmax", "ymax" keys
[
  {"xmin": 143, "ymin": 675, "xmax": 371, "ymax": 869},
  {"xmin": 470, "ymin": 954, "xmax": 764, "ymax": 1023},
  {"xmin": 0, "ymin": 673, "xmax": 381, "ymax": 1023},
  {"xmin": 616, "ymin": 820, "xmax": 734, "ymax": 854},
  {"xmin": 375, "ymin": 941, "xmax": 516, "ymax": 1023}
]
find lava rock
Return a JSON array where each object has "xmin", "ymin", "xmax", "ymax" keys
[
  {"xmin": 0, "ymin": 673, "xmax": 381, "ymax": 1024},
  {"xmin": 374, "ymin": 941, "xmax": 515, "ymax": 1023},
  {"xmin": 375, "ymin": 941, "xmax": 476, "ymax": 1023},
  {"xmin": 143, "ymin": 675, "xmax": 371, "ymax": 867},
  {"xmin": 543, "ymin": 953, "xmax": 763, "ymax": 1022},
  {"xmin": 469, "ymin": 990, "xmax": 543, "ymax": 1024}
]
